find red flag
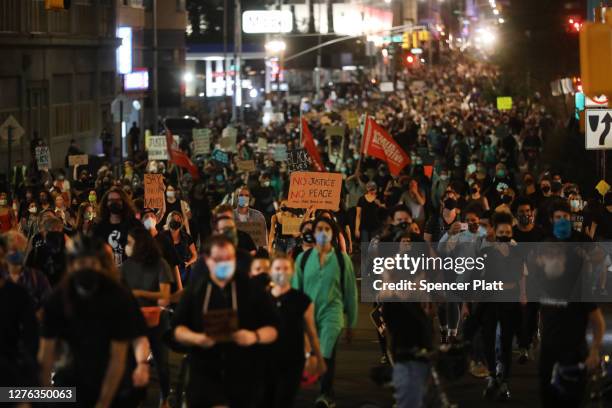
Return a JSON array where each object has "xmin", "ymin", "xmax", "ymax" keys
[
  {"xmin": 361, "ymin": 116, "xmax": 410, "ymax": 176},
  {"xmin": 301, "ymin": 118, "xmax": 325, "ymax": 172},
  {"xmin": 165, "ymin": 129, "xmax": 200, "ymax": 180}
]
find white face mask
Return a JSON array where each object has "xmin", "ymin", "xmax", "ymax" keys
[
  {"xmin": 166, "ymin": 191, "xmax": 175, "ymax": 199},
  {"xmin": 143, "ymin": 218, "xmax": 156, "ymax": 230},
  {"xmin": 125, "ymin": 244, "xmax": 134, "ymax": 257},
  {"xmin": 28, "ymin": 207, "xmax": 37, "ymax": 214}
]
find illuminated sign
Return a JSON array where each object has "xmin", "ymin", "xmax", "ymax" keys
[
  {"xmin": 242, "ymin": 10, "xmax": 293, "ymax": 34},
  {"xmin": 116, "ymin": 27, "xmax": 133, "ymax": 75},
  {"xmin": 124, "ymin": 69, "xmax": 149, "ymax": 91}
]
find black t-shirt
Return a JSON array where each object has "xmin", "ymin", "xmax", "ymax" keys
[
  {"xmin": 424, "ymin": 215, "xmax": 453, "ymax": 242},
  {"xmin": 512, "ymin": 225, "xmax": 545, "ymax": 242},
  {"xmin": 155, "ymin": 232, "xmax": 182, "ymax": 268},
  {"xmin": 41, "ymin": 272, "xmax": 141, "ymax": 396},
  {"xmin": 480, "ymin": 245, "xmax": 523, "ymax": 301},
  {"xmin": 170, "ymin": 270, "xmax": 279, "ymax": 377},
  {"xmin": 238, "ymin": 230, "xmax": 257, "ymax": 253},
  {"xmin": 271, "ymin": 289, "xmax": 311, "ymax": 365},
  {"xmin": 540, "ymin": 302, "xmax": 597, "ymax": 357},
  {"xmin": 357, "ymin": 195, "xmax": 381, "ymax": 232},
  {"xmin": 0, "ymin": 280, "xmax": 38, "ymax": 382},
  {"xmin": 383, "ymin": 302, "xmax": 433, "ymax": 361},
  {"xmin": 92, "ymin": 217, "xmax": 140, "ymax": 266}
]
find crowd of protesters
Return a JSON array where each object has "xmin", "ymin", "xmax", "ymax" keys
[{"xmin": 0, "ymin": 47, "xmax": 611, "ymax": 408}]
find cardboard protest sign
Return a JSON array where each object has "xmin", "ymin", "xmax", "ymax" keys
[
  {"xmin": 144, "ymin": 174, "xmax": 165, "ymax": 209},
  {"xmin": 192, "ymin": 128, "xmax": 211, "ymax": 155},
  {"xmin": 211, "ymin": 149, "xmax": 230, "ymax": 166},
  {"xmin": 147, "ymin": 136, "xmax": 168, "ymax": 160},
  {"xmin": 236, "ymin": 219, "xmax": 268, "ymax": 249},
  {"xmin": 287, "ymin": 149, "xmax": 312, "ymax": 172},
  {"xmin": 497, "ymin": 97, "xmax": 513, "ymax": 111},
  {"xmin": 282, "ymin": 215, "xmax": 303, "ymax": 236},
  {"xmin": 221, "ymin": 127, "xmax": 238, "ymax": 152},
  {"xmin": 236, "ymin": 160, "xmax": 256, "ymax": 172},
  {"xmin": 287, "ymin": 172, "xmax": 342, "ymax": 210},
  {"xmin": 325, "ymin": 126, "xmax": 345, "ymax": 139},
  {"xmin": 257, "ymin": 137, "xmax": 268, "ymax": 151},
  {"xmin": 68, "ymin": 154, "xmax": 88, "ymax": 166},
  {"xmin": 35, "ymin": 146, "xmax": 51, "ymax": 170},
  {"xmin": 273, "ymin": 144, "xmax": 288, "ymax": 161}
]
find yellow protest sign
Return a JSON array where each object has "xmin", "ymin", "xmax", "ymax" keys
[
  {"xmin": 287, "ymin": 171, "xmax": 342, "ymax": 210},
  {"xmin": 497, "ymin": 97, "xmax": 513, "ymax": 111},
  {"xmin": 281, "ymin": 215, "xmax": 303, "ymax": 236},
  {"xmin": 68, "ymin": 154, "xmax": 88, "ymax": 166}
]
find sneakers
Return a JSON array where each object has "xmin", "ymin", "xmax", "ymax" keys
[
  {"xmin": 469, "ymin": 361, "xmax": 489, "ymax": 379},
  {"xmin": 315, "ymin": 395, "xmax": 336, "ymax": 408},
  {"xmin": 518, "ymin": 348, "xmax": 530, "ymax": 365},
  {"xmin": 483, "ymin": 376, "xmax": 499, "ymax": 400},
  {"xmin": 497, "ymin": 382, "xmax": 511, "ymax": 401}
]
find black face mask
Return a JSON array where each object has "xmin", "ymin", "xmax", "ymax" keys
[
  {"xmin": 500, "ymin": 195, "xmax": 512, "ymax": 204},
  {"xmin": 541, "ymin": 186, "xmax": 551, "ymax": 193},
  {"xmin": 169, "ymin": 220, "xmax": 182, "ymax": 230},
  {"xmin": 108, "ymin": 202, "xmax": 123, "ymax": 214},
  {"xmin": 496, "ymin": 236, "xmax": 512, "ymax": 243},
  {"xmin": 302, "ymin": 231, "xmax": 315, "ymax": 244},
  {"xmin": 470, "ymin": 186, "xmax": 479, "ymax": 194},
  {"xmin": 443, "ymin": 198, "xmax": 457, "ymax": 210}
]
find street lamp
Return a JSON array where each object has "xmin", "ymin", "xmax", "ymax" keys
[{"xmin": 265, "ymin": 40, "xmax": 287, "ymax": 53}]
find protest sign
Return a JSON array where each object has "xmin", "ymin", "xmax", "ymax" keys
[
  {"xmin": 287, "ymin": 171, "xmax": 342, "ymax": 210},
  {"xmin": 221, "ymin": 127, "xmax": 238, "ymax": 152},
  {"xmin": 193, "ymin": 128, "xmax": 211, "ymax": 155},
  {"xmin": 497, "ymin": 97, "xmax": 513, "ymax": 111},
  {"xmin": 345, "ymin": 111, "xmax": 359, "ymax": 129},
  {"xmin": 144, "ymin": 174, "xmax": 165, "ymax": 209},
  {"xmin": 68, "ymin": 154, "xmax": 88, "ymax": 166},
  {"xmin": 212, "ymin": 149, "xmax": 230, "ymax": 166},
  {"xmin": 287, "ymin": 149, "xmax": 312, "ymax": 172},
  {"xmin": 380, "ymin": 82, "xmax": 394, "ymax": 93},
  {"xmin": 273, "ymin": 144, "xmax": 288, "ymax": 161},
  {"xmin": 325, "ymin": 126, "xmax": 345, "ymax": 139},
  {"xmin": 147, "ymin": 136, "xmax": 168, "ymax": 160},
  {"xmin": 236, "ymin": 159, "xmax": 256, "ymax": 172},
  {"xmin": 35, "ymin": 146, "xmax": 51, "ymax": 170},
  {"xmin": 236, "ymin": 219, "xmax": 268, "ymax": 249},
  {"xmin": 282, "ymin": 215, "xmax": 303, "ymax": 236},
  {"xmin": 257, "ymin": 137, "xmax": 268, "ymax": 151},
  {"xmin": 423, "ymin": 165, "xmax": 433, "ymax": 179}
]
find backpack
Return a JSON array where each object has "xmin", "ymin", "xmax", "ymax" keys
[{"xmin": 299, "ymin": 247, "xmax": 346, "ymax": 297}]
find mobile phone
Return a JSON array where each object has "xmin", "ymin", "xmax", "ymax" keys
[{"xmin": 460, "ymin": 223, "xmax": 468, "ymax": 231}]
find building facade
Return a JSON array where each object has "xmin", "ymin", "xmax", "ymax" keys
[{"xmin": 0, "ymin": 0, "xmax": 118, "ymax": 169}]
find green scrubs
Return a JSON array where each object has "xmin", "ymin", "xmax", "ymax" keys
[{"xmin": 292, "ymin": 247, "xmax": 358, "ymax": 358}]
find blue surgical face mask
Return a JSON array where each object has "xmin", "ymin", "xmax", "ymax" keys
[
  {"xmin": 237, "ymin": 196, "xmax": 249, "ymax": 208},
  {"xmin": 213, "ymin": 261, "xmax": 236, "ymax": 280},
  {"xmin": 315, "ymin": 230, "xmax": 332, "ymax": 246},
  {"xmin": 552, "ymin": 218, "xmax": 572, "ymax": 240}
]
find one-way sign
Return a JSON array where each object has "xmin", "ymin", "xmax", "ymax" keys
[{"xmin": 586, "ymin": 109, "xmax": 612, "ymax": 150}]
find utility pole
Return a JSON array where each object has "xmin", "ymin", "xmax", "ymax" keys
[
  {"xmin": 232, "ymin": 0, "xmax": 241, "ymax": 122},
  {"xmin": 152, "ymin": 0, "xmax": 159, "ymax": 133},
  {"xmin": 223, "ymin": 0, "xmax": 228, "ymax": 97}
]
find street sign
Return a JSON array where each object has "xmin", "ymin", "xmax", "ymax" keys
[
  {"xmin": 586, "ymin": 109, "xmax": 612, "ymax": 149},
  {"xmin": 586, "ymin": 94, "xmax": 609, "ymax": 107},
  {"xmin": 0, "ymin": 115, "xmax": 25, "ymax": 142}
]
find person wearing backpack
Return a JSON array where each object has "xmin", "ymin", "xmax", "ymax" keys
[{"xmin": 292, "ymin": 216, "xmax": 358, "ymax": 408}]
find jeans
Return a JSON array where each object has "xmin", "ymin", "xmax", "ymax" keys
[{"xmin": 392, "ymin": 360, "xmax": 431, "ymax": 408}]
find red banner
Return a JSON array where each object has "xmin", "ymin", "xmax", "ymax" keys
[
  {"xmin": 301, "ymin": 118, "xmax": 325, "ymax": 172},
  {"xmin": 361, "ymin": 116, "xmax": 410, "ymax": 176},
  {"xmin": 166, "ymin": 130, "xmax": 200, "ymax": 180}
]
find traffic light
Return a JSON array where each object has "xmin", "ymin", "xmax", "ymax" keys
[
  {"xmin": 402, "ymin": 32, "xmax": 410, "ymax": 50},
  {"xmin": 45, "ymin": 0, "xmax": 71, "ymax": 10},
  {"xmin": 567, "ymin": 16, "xmax": 583, "ymax": 33}
]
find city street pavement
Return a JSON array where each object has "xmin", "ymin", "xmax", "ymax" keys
[{"xmin": 145, "ymin": 298, "xmax": 612, "ymax": 407}]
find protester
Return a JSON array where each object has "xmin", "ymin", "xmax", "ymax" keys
[
  {"xmin": 122, "ymin": 226, "xmax": 172, "ymax": 408},
  {"xmin": 162, "ymin": 210, "xmax": 197, "ymax": 284},
  {"xmin": 0, "ymin": 192, "xmax": 16, "ymax": 233},
  {"xmin": 293, "ymin": 216, "xmax": 358, "ymax": 407},
  {"xmin": 171, "ymin": 235, "xmax": 279, "ymax": 407}
]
